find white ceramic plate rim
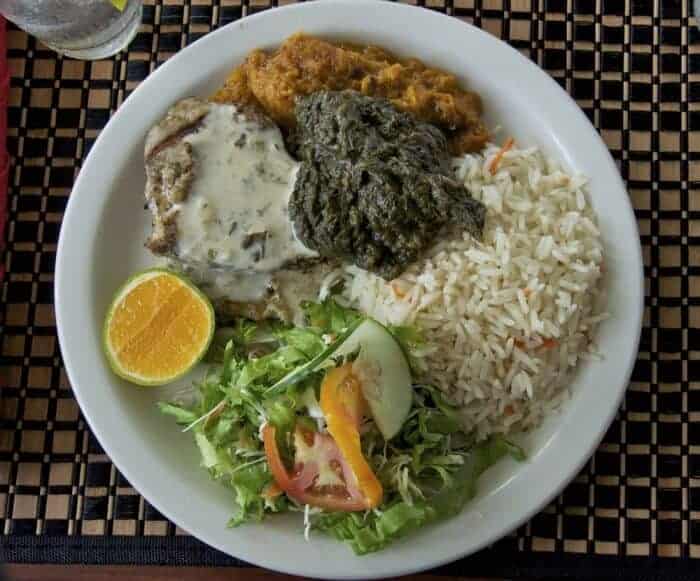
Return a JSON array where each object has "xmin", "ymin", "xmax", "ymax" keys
[{"xmin": 55, "ymin": 1, "xmax": 644, "ymax": 578}]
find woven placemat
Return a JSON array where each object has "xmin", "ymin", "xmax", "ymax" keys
[{"xmin": 0, "ymin": 0, "xmax": 696, "ymax": 575}]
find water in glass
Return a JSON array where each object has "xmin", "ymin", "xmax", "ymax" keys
[{"xmin": 0, "ymin": 0, "xmax": 143, "ymax": 60}]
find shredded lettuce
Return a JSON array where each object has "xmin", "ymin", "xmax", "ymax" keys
[
  {"xmin": 310, "ymin": 385, "xmax": 525, "ymax": 554},
  {"xmin": 264, "ymin": 317, "xmax": 362, "ymax": 394},
  {"xmin": 301, "ymin": 297, "xmax": 362, "ymax": 334},
  {"xmin": 157, "ymin": 402, "xmax": 198, "ymax": 426},
  {"xmin": 205, "ymin": 319, "xmax": 259, "ymax": 363},
  {"xmin": 158, "ymin": 299, "xmax": 363, "ymax": 525},
  {"xmin": 313, "ymin": 434, "xmax": 522, "ymax": 555},
  {"xmin": 386, "ymin": 324, "xmax": 426, "ymax": 372},
  {"xmin": 158, "ymin": 298, "xmax": 526, "ymax": 553}
]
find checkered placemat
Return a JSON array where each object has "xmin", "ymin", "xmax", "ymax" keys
[{"xmin": 0, "ymin": 0, "xmax": 697, "ymax": 576}]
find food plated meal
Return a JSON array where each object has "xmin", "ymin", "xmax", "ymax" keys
[
  {"xmin": 101, "ymin": 32, "xmax": 607, "ymax": 553},
  {"xmin": 54, "ymin": 2, "xmax": 643, "ymax": 577}
]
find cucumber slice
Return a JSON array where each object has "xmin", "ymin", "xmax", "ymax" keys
[{"xmin": 336, "ymin": 319, "xmax": 413, "ymax": 440}]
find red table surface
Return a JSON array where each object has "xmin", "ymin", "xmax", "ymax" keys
[{"xmin": 0, "ymin": 15, "xmax": 7, "ymax": 281}]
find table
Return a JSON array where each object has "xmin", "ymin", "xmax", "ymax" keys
[{"xmin": 0, "ymin": 0, "xmax": 696, "ymax": 578}]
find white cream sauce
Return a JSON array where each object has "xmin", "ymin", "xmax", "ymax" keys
[
  {"xmin": 176, "ymin": 262, "xmax": 273, "ymax": 303},
  {"xmin": 174, "ymin": 104, "xmax": 316, "ymax": 282}
]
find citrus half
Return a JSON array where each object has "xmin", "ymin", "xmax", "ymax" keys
[{"xmin": 103, "ymin": 269, "xmax": 215, "ymax": 386}]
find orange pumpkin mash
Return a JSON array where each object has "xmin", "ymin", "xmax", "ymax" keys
[{"xmin": 211, "ymin": 33, "xmax": 488, "ymax": 154}]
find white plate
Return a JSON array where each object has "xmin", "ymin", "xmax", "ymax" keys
[{"xmin": 55, "ymin": 1, "xmax": 644, "ymax": 578}]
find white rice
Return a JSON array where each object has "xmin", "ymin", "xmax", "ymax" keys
[{"xmin": 335, "ymin": 142, "xmax": 608, "ymax": 440}]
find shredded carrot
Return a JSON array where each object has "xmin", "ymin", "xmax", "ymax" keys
[
  {"xmin": 488, "ymin": 137, "xmax": 515, "ymax": 175},
  {"xmin": 515, "ymin": 337, "xmax": 558, "ymax": 350},
  {"xmin": 391, "ymin": 282, "xmax": 406, "ymax": 298},
  {"xmin": 261, "ymin": 482, "xmax": 283, "ymax": 500}
]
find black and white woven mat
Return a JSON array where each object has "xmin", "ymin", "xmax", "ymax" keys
[{"xmin": 0, "ymin": 0, "xmax": 697, "ymax": 576}]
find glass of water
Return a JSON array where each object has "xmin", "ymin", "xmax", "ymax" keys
[{"xmin": 0, "ymin": 0, "xmax": 143, "ymax": 60}]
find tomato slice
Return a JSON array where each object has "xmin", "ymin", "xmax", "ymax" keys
[{"xmin": 262, "ymin": 424, "xmax": 369, "ymax": 511}]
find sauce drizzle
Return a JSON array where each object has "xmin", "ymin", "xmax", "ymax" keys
[{"xmin": 175, "ymin": 104, "xmax": 316, "ymax": 276}]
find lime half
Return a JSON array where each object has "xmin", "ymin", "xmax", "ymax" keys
[{"xmin": 103, "ymin": 269, "xmax": 215, "ymax": 386}]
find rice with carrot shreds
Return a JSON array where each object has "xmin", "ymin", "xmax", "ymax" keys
[{"xmin": 336, "ymin": 141, "xmax": 608, "ymax": 440}]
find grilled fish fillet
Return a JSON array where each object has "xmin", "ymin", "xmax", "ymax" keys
[{"xmin": 143, "ymin": 97, "xmax": 325, "ymax": 322}]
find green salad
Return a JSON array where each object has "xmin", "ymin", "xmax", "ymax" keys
[{"xmin": 159, "ymin": 298, "xmax": 524, "ymax": 555}]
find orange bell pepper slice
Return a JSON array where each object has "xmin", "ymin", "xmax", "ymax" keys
[{"xmin": 319, "ymin": 363, "xmax": 383, "ymax": 509}]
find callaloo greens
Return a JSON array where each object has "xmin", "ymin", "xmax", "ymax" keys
[
  {"xmin": 159, "ymin": 298, "xmax": 523, "ymax": 554},
  {"xmin": 289, "ymin": 91, "xmax": 486, "ymax": 279}
]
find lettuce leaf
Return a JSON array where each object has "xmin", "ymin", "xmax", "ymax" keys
[
  {"xmin": 264, "ymin": 317, "xmax": 362, "ymax": 395},
  {"xmin": 205, "ymin": 319, "xmax": 258, "ymax": 363},
  {"xmin": 157, "ymin": 402, "xmax": 198, "ymax": 426},
  {"xmin": 159, "ymin": 300, "xmax": 527, "ymax": 554},
  {"xmin": 312, "ymin": 385, "xmax": 524, "ymax": 554},
  {"xmin": 313, "ymin": 434, "xmax": 523, "ymax": 554},
  {"xmin": 301, "ymin": 297, "xmax": 362, "ymax": 334},
  {"xmin": 157, "ymin": 304, "xmax": 364, "ymax": 526}
]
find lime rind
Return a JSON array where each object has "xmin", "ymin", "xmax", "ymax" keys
[
  {"xmin": 110, "ymin": 0, "xmax": 128, "ymax": 12},
  {"xmin": 103, "ymin": 267, "xmax": 215, "ymax": 387}
]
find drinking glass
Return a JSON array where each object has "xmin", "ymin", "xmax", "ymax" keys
[{"xmin": 0, "ymin": 0, "xmax": 143, "ymax": 60}]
